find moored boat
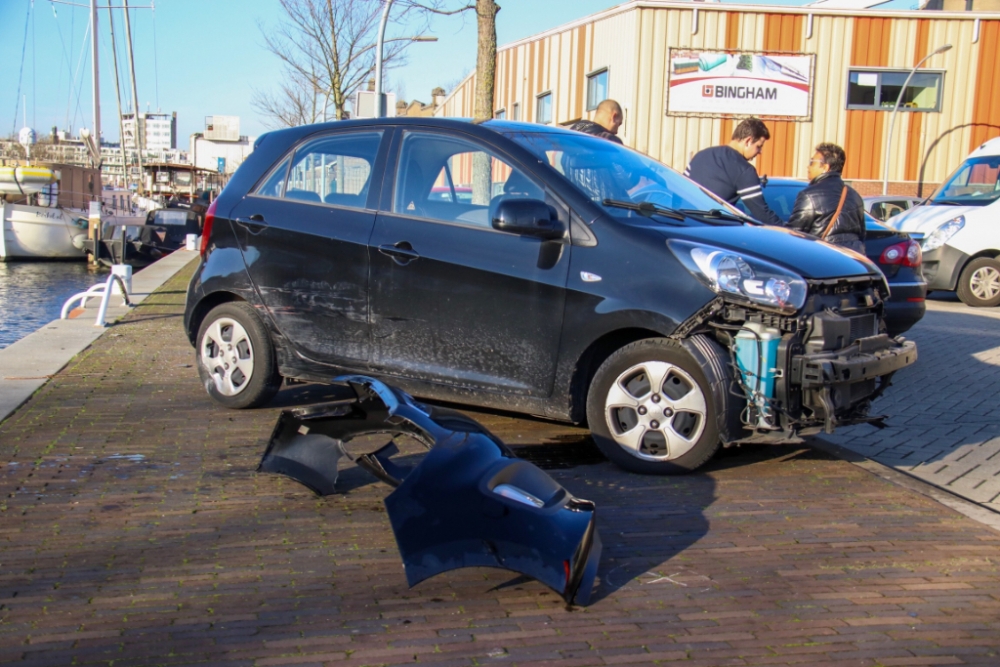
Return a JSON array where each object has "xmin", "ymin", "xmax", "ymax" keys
[{"xmin": 0, "ymin": 162, "xmax": 100, "ymax": 262}]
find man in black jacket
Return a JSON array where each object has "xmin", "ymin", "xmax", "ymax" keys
[
  {"xmin": 569, "ymin": 99, "xmax": 623, "ymax": 144},
  {"xmin": 787, "ymin": 143, "xmax": 866, "ymax": 253},
  {"xmin": 684, "ymin": 118, "xmax": 782, "ymax": 226}
]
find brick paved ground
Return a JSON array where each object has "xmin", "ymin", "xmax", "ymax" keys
[
  {"xmin": 821, "ymin": 296, "xmax": 1000, "ymax": 512},
  {"xmin": 2, "ymin": 268, "xmax": 1000, "ymax": 666}
]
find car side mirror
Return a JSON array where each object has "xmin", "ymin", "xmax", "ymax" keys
[{"xmin": 491, "ymin": 198, "xmax": 565, "ymax": 240}]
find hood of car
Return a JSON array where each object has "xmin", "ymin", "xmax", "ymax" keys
[
  {"xmin": 663, "ymin": 222, "xmax": 881, "ymax": 280},
  {"xmin": 889, "ymin": 204, "xmax": 976, "ymax": 234}
]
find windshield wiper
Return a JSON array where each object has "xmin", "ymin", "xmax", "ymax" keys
[
  {"xmin": 675, "ymin": 208, "xmax": 759, "ymax": 225},
  {"xmin": 602, "ymin": 199, "xmax": 685, "ymax": 221}
]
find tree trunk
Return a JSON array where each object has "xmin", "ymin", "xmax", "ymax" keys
[
  {"xmin": 473, "ymin": 0, "xmax": 498, "ymax": 122},
  {"xmin": 472, "ymin": 0, "xmax": 498, "ymax": 206}
]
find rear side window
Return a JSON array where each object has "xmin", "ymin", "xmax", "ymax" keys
[
  {"xmin": 287, "ymin": 132, "xmax": 382, "ymax": 207},
  {"xmin": 256, "ymin": 157, "xmax": 291, "ymax": 198},
  {"xmin": 254, "ymin": 131, "xmax": 383, "ymax": 208}
]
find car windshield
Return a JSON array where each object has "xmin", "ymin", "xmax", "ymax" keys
[
  {"xmin": 929, "ymin": 155, "xmax": 1000, "ymax": 207},
  {"xmin": 498, "ymin": 129, "xmax": 741, "ymax": 221}
]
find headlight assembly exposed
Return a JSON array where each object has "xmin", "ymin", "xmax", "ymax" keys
[
  {"xmin": 669, "ymin": 240, "xmax": 808, "ymax": 313},
  {"xmin": 921, "ymin": 215, "xmax": 964, "ymax": 252}
]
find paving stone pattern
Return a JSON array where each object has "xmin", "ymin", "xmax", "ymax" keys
[
  {"xmin": 1, "ymin": 271, "xmax": 999, "ymax": 666},
  {"xmin": 821, "ymin": 297, "xmax": 1000, "ymax": 512}
]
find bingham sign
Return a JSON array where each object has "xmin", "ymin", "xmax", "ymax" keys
[{"xmin": 667, "ymin": 49, "xmax": 815, "ymax": 119}]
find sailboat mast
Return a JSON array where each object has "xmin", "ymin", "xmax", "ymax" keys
[
  {"xmin": 91, "ymin": 0, "xmax": 100, "ymax": 154},
  {"xmin": 107, "ymin": 7, "xmax": 130, "ymax": 189},
  {"xmin": 123, "ymin": 0, "xmax": 144, "ymax": 194}
]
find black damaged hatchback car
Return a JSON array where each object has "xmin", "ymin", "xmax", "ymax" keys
[{"xmin": 184, "ymin": 118, "xmax": 917, "ymax": 474}]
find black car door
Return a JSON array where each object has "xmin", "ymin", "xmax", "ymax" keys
[
  {"xmin": 228, "ymin": 129, "xmax": 388, "ymax": 368},
  {"xmin": 368, "ymin": 128, "xmax": 569, "ymax": 396}
]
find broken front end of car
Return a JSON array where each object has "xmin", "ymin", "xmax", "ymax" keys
[
  {"xmin": 669, "ymin": 240, "xmax": 918, "ymax": 443},
  {"xmin": 258, "ymin": 376, "xmax": 602, "ymax": 606}
]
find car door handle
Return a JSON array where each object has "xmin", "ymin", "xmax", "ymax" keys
[
  {"xmin": 235, "ymin": 214, "xmax": 268, "ymax": 234},
  {"xmin": 378, "ymin": 242, "xmax": 420, "ymax": 265}
]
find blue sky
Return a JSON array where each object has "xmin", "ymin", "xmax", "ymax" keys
[{"xmin": 0, "ymin": 0, "xmax": 912, "ymax": 146}]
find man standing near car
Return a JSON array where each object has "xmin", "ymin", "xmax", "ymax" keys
[
  {"xmin": 787, "ymin": 143, "xmax": 866, "ymax": 253},
  {"xmin": 569, "ymin": 99, "xmax": 623, "ymax": 144},
  {"xmin": 684, "ymin": 118, "xmax": 783, "ymax": 225}
]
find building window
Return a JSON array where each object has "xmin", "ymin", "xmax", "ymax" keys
[
  {"xmin": 512, "ymin": 103, "xmax": 520, "ymax": 121},
  {"xmin": 494, "ymin": 108, "xmax": 506, "ymax": 119},
  {"xmin": 846, "ymin": 69, "xmax": 944, "ymax": 112},
  {"xmin": 536, "ymin": 92, "xmax": 553, "ymax": 124},
  {"xmin": 586, "ymin": 68, "xmax": 608, "ymax": 111}
]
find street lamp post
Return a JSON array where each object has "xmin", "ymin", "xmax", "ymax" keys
[
  {"xmin": 882, "ymin": 43, "xmax": 952, "ymax": 195},
  {"xmin": 374, "ymin": 0, "xmax": 396, "ymax": 118},
  {"xmin": 374, "ymin": 0, "xmax": 437, "ymax": 118}
]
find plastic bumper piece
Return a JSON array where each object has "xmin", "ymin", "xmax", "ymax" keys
[
  {"xmin": 258, "ymin": 375, "xmax": 602, "ymax": 606},
  {"xmin": 796, "ymin": 335, "xmax": 918, "ymax": 388}
]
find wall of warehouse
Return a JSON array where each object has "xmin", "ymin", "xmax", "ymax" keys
[{"xmin": 436, "ymin": 0, "xmax": 1000, "ymax": 195}]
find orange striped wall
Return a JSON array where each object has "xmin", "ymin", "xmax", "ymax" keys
[
  {"xmin": 904, "ymin": 20, "xmax": 931, "ymax": 181},
  {"xmin": 718, "ymin": 12, "xmax": 743, "ymax": 145},
  {"xmin": 759, "ymin": 14, "xmax": 804, "ymax": 177},
  {"xmin": 970, "ymin": 21, "xmax": 1000, "ymax": 151},
  {"xmin": 844, "ymin": 17, "xmax": 893, "ymax": 180}
]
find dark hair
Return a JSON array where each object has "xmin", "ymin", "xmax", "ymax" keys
[
  {"xmin": 815, "ymin": 142, "xmax": 846, "ymax": 173},
  {"xmin": 731, "ymin": 118, "xmax": 770, "ymax": 142}
]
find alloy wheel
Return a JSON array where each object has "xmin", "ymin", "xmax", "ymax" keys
[
  {"xmin": 604, "ymin": 360, "xmax": 707, "ymax": 461},
  {"xmin": 200, "ymin": 316, "xmax": 255, "ymax": 397},
  {"xmin": 970, "ymin": 265, "xmax": 1000, "ymax": 301}
]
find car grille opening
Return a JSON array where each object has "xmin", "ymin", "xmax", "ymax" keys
[{"xmin": 849, "ymin": 314, "xmax": 878, "ymax": 342}]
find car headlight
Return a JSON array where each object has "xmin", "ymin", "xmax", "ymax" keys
[
  {"xmin": 921, "ymin": 216, "xmax": 964, "ymax": 252},
  {"xmin": 669, "ymin": 240, "xmax": 808, "ymax": 314}
]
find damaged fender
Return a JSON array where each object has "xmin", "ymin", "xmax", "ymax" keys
[{"xmin": 258, "ymin": 375, "xmax": 602, "ymax": 606}]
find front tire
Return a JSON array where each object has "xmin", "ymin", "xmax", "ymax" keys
[
  {"xmin": 957, "ymin": 257, "xmax": 1000, "ymax": 308},
  {"xmin": 196, "ymin": 302, "xmax": 281, "ymax": 409},
  {"xmin": 586, "ymin": 338, "xmax": 721, "ymax": 474}
]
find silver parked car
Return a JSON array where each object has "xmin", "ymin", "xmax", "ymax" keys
[{"xmin": 863, "ymin": 195, "xmax": 923, "ymax": 222}]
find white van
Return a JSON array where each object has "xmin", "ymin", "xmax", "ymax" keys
[{"xmin": 890, "ymin": 136, "xmax": 1000, "ymax": 307}]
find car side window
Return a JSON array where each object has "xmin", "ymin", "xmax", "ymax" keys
[
  {"xmin": 258, "ymin": 131, "xmax": 382, "ymax": 208},
  {"xmin": 393, "ymin": 131, "xmax": 543, "ymax": 228},
  {"xmin": 255, "ymin": 157, "xmax": 291, "ymax": 198}
]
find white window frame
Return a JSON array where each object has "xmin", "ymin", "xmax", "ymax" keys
[
  {"xmin": 536, "ymin": 92, "xmax": 553, "ymax": 125},
  {"xmin": 845, "ymin": 67, "xmax": 945, "ymax": 113},
  {"xmin": 586, "ymin": 68, "xmax": 609, "ymax": 112}
]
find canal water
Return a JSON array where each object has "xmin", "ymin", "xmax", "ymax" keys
[{"xmin": 0, "ymin": 262, "xmax": 108, "ymax": 350}]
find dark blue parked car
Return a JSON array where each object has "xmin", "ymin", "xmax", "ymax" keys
[
  {"xmin": 745, "ymin": 177, "xmax": 927, "ymax": 337},
  {"xmin": 184, "ymin": 118, "xmax": 916, "ymax": 474}
]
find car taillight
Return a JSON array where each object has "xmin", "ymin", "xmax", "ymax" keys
[
  {"xmin": 879, "ymin": 240, "xmax": 922, "ymax": 267},
  {"xmin": 200, "ymin": 198, "xmax": 218, "ymax": 257}
]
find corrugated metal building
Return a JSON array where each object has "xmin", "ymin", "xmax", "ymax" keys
[{"xmin": 435, "ymin": 1, "xmax": 1000, "ymax": 195}]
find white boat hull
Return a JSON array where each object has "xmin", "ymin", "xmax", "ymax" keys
[{"xmin": 1, "ymin": 202, "xmax": 89, "ymax": 261}]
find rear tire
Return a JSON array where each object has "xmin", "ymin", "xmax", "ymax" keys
[
  {"xmin": 957, "ymin": 257, "xmax": 1000, "ymax": 308},
  {"xmin": 196, "ymin": 302, "xmax": 281, "ymax": 409},
  {"xmin": 586, "ymin": 338, "xmax": 721, "ymax": 475}
]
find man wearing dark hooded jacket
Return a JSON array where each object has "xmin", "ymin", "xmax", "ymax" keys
[
  {"xmin": 787, "ymin": 143, "xmax": 866, "ymax": 253},
  {"xmin": 569, "ymin": 99, "xmax": 623, "ymax": 144}
]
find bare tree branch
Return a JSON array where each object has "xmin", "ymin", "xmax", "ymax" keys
[{"xmin": 255, "ymin": 0, "xmax": 430, "ymax": 126}]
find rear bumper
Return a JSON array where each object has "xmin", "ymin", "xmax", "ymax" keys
[{"xmin": 884, "ymin": 280, "xmax": 927, "ymax": 336}]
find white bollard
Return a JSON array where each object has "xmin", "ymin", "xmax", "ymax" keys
[
  {"xmin": 185, "ymin": 234, "xmax": 198, "ymax": 251},
  {"xmin": 111, "ymin": 264, "xmax": 132, "ymax": 297}
]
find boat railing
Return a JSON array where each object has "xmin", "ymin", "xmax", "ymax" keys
[{"xmin": 60, "ymin": 272, "xmax": 134, "ymax": 328}]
